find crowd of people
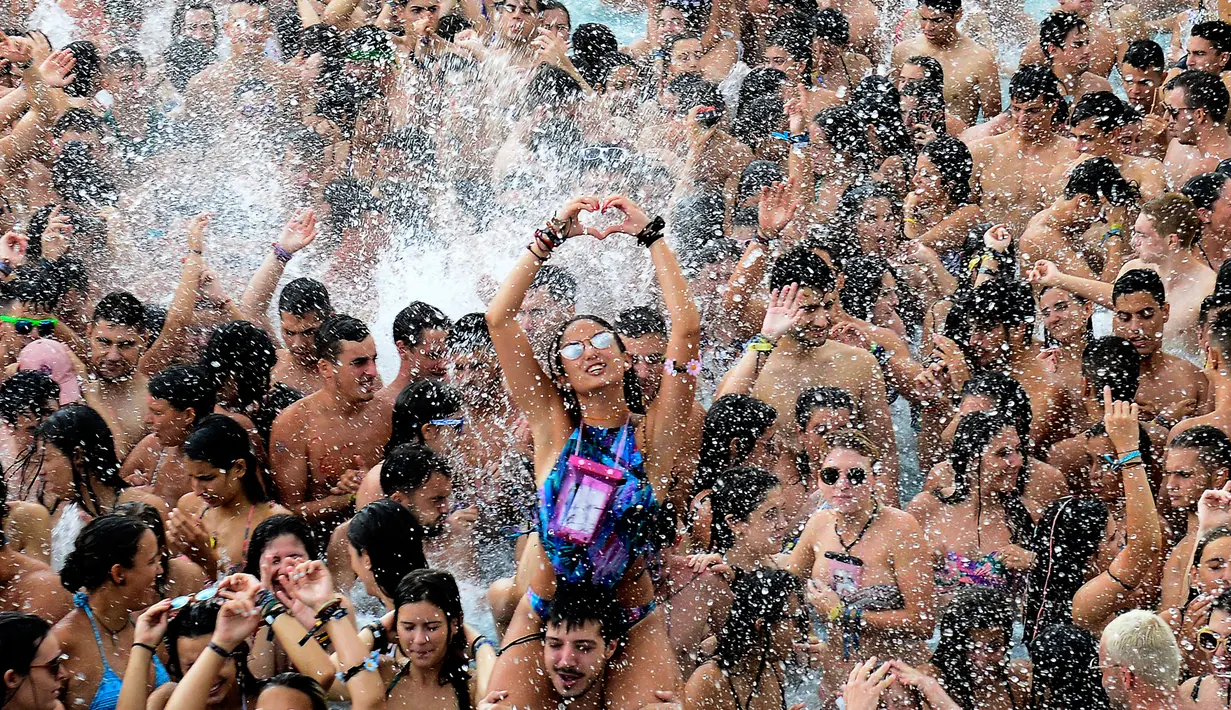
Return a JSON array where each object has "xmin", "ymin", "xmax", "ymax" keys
[{"xmin": 1, "ymin": 0, "xmax": 1231, "ymax": 705}]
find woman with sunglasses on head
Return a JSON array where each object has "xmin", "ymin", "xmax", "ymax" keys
[
  {"xmin": 907, "ymin": 412, "xmax": 1037, "ymax": 609},
  {"xmin": 485, "ymin": 194, "xmax": 699, "ymax": 708},
  {"xmin": 782, "ymin": 428, "xmax": 934, "ymax": 707},
  {"xmin": 54, "ymin": 514, "xmax": 169, "ymax": 710},
  {"xmin": 167, "ymin": 414, "xmax": 287, "ymax": 579},
  {"xmin": 1, "ymin": 611, "xmax": 69, "ymax": 710}
]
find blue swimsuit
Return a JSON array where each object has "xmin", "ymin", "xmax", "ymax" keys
[{"xmin": 75, "ymin": 593, "xmax": 171, "ymax": 710}]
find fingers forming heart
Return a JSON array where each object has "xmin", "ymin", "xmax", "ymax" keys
[{"xmin": 577, "ymin": 207, "xmax": 627, "ymax": 239}]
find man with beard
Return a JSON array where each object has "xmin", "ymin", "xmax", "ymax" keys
[
  {"xmin": 721, "ymin": 247, "xmax": 900, "ymax": 505},
  {"xmin": 269, "ymin": 278, "xmax": 332, "ymax": 395},
  {"xmin": 1108, "ymin": 270, "xmax": 1209, "ymax": 428},
  {"xmin": 1156, "ymin": 426, "xmax": 1231, "ymax": 621},
  {"xmin": 1162, "ymin": 70, "xmax": 1231, "ymax": 189},
  {"xmin": 270, "ymin": 315, "xmax": 391, "ymax": 540},
  {"xmin": 1099, "ymin": 610, "xmax": 1182, "ymax": 710},
  {"xmin": 486, "ymin": 583, "xmax": 679, "ymax": 710},
  {"xmin": 82, "ymin": 292, "xmax": 159, "ymax": 458}
]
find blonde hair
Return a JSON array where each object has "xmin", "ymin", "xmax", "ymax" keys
[
  {"xmin": 820, "ymin": 428, "xmax": 881, "ymax": 461},
  {"xmin": 1101, "ymin": 610, "xmax": 1181, "ymax": 689},
  {"xmin": 1142, "ymin": 193, "xmax": 1202, "ymax": 250}
]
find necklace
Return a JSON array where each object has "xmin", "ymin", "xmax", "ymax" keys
[
  {"xmin": 836, "ymin": 502, "xmax": 880, "ymax": 554},
  {"xmin": 88, "ymin": 600, "xmax": 132, "ymax": 645}
]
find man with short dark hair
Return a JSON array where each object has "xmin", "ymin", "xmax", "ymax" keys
[
  {"xmin": 121, "ymin": 364, "xmax": 216, "ymax": 506},
  {"xmin": 270, "ymin": 277, "xmax": 333, "ymax": 394},
  {"xmin": 517, "ymin": 263, "xmax": 577, "ymax": 354},
  {"xmin": 1187, "ymin": 20, "xmax": 1231, "ymax": 78},
  {"xmin": 970, "ymin": 65, "xmax": 1079, "ymax": 235},
  {"xmin": 380, "ymin": 300, "xmax": 451, "ymax": 400},
  {"xmin": 1120, "ymin": 39, "xmax": 1170, "ymax": 158},
  {"xmin": 270, "ymin": 314, "xmax": 392, "ymax": 538},
  {"xmin": 1037, "ymin": 12, "xmax": 1112, "ymax": 100},
  {"xmin": 84, "ymin": 291, "xmax": 157, "ymax": 457},
  {"xmin": 1050, "ymin": 91, "xmax": 1166, "ymax": 199},
  {"xmin": 890, "ymin": 0, "xmax": 1000, "ymax": 126},
  {"xmin": 1163, "ymin": 69, "xmax": 1231, "ymax": 187}
]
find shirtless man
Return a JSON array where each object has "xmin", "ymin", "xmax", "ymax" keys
[
  {"xmin": 184, "ymin": 0, "xmax": 295, "ymax": 122},
  {"xmin": 1111, "ymin": 268, "xmax": 1209, "ymax": 424},
  {"xmin": 1023, "ymin": 0, "xmax": 1120, "ymax": 77},
  {"xmin": 121, "ymin": 364, "xmax": 216, "ymax": 507},
  {"xmin": 1181, "ymin": 171, "xmax": 1231, "ymax": 268},
  {"xmin": 817, "ymin": 0, "xmax": 881, "ymax": 65},
  {"xmin": 1183, "ymin": 21, "xmax": 1231, "ymax": 94},
  {"xmin": 1020, "ymin": 156, "xmax": 1139, "ymax": 281},
  {"xmin": 781, "ymin": 430, "xmax": 933, "ymax": 706},
  {"xmin": 269, "ymin": 315, "xmax": 391, "ymax": 540},
  {"xmin": 270, "ymin": 278, "xmax": 333, "ymax": 395},
  {"xmin": 721, "ymin": 247, "xmax": 901, "ymax": 503},
  {"xmin": 378, "ymin": 301, "xmax": 451, "ymax": 401},
  {"xmin": 1051, "ymin": 92, "xmax": 1167, "ymax": 200},
  {"xmin": 1039, "ymin": 12, "xmax": 1113, "ymax": 101},
  {"xmin": 970, "ymin": 65, "xmax": 1079, "ymax": 236},
  {"xmin": 82, "ymin": 292, "xmax": 156, "ymax": 458},
  {"xmin": 1119, "ymin": 40, "xmax": 1171, "ymax": 160},
  {"xmin": 891, "ymin": 0, "xmax": 1000, "ymax": 126},
  {"xmin": 1171, "ymin": 309, "xmax": 1231, "ymax": 442},
  {"xmin": 1163, "ymin": 70, "xmax": 1231, "ymax": 189},
  {"xmin": 478, "ymin": 0, "xmax": 541, "ymax": 70}
]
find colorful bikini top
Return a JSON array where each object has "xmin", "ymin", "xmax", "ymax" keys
[
  {"xmin": 935, "ymin": 551, "xmax": 1012, "ymax": 593},
  {"xmin": 538, "ymin": 421, "xmax": 662, "ymax": 590}
]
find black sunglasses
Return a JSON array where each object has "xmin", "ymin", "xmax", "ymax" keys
[{"xmin": 819, "ymin": 466, "xmax": 868, "ymax": 486}]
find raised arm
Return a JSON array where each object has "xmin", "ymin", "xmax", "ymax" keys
[
  {"xmin": 165, "ymin": 592, "xmax": 263, "ymax": 710},
  {"xmin": 139, "ymin": 214, "xmax": 208, "ymax": 377},
  {"xmin": 240, "ymin": 209, "xmax": 318, "ymax": 332},
  {"xmin": 117, "ymin": 600, "xmax": 174, "ymax": 710},
  {"xmin": 1027, "ymin": 260, "xmax": 1114, "ymax": 309},
  {"xmin": 320, "ymin": 0, "xmax": 360, "ymax": 27},
  {"xmin": 0, "ymin": 43, "xmax": 75, "ymax": 172},
  {"xmin": 1072, "ymin": 389, "xmax": 1162, "ymax": 632},
  {"xmin": 485, "ymin": 197, "xmax": 597, "ymax": 467},
  {"xmin": 715, "ymin": 284, "xmax": 804, "ymax": 398}
]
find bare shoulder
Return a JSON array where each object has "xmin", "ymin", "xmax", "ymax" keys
[
  {"xmin": 825, "ymin": 340, "xmax": 878, "ymax": 372},
  {"xmin": 882, "ymin": 504, "xmax": 924, "ymax": 534},
  {"xmin": 8, "ymin": 501, "xmax": 49, "ymax": 526},
  {"xmin": 904, "ymin": 489, "xmax": 939, "ymax": 522},
  {"xmin": 174, "ymin": 492, "xmax": 207, "ymax": 518}
]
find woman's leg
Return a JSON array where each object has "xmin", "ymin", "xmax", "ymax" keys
[
  {"xmin": 602, "ymin": 608, "xmax": 684, "ymax": 710},
  {"xmin": 488, "ymin": 537, "xmax": 557, "ymax": 709}
]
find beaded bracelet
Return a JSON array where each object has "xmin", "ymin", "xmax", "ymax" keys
[{"xmin": 336, "ymin": 650, "xmax": 381, "ymax": 683}]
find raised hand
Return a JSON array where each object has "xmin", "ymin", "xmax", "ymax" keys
[
  {"xmin": 37, "ymin": 49, "xmax": 75, "ymax": 88},
  {"xmin": 1027, "ymin": 260, "xmax": 1062, "ymax": 286},
  {"xmin": 552, "ymin": 196, "xmax": 602, "ymax": 239},
  {"xmin": 1197, "ymin": 481, "xmax": 1231, "ymax": 534},
  {"xmin": 1103, "ymin": 385, "xmax": 1140, "ymax": 455},
  {"xmin": 41, "ymin": 205, "xmax": 73, "ymax": 260},
  {"xmin": 842, "ymin": 657, "xmax": 894, "ymax": 710},
  {"xmin": 212, "ymin": 596, "xmax": 261, "ymax": 652},
  {"xmin": 589, "ymin": 194, "xmax": 650, "ymax": 239},
  {"xmin": 983, "ymin": 223, "xmax": 1011, "ymax": 253},
  {"xmin": 533, "ymin": 32, "xmax": 568, "ymax": 67},
  {"xmin": 329, "ymin": 456, "xmax": 365, "ymax": 496},
  {"xmin": 0, "ymin": 230, "xmax": 29, "ymax": 271},
  {"xmin": 761, "ymin": 284, "xmax": 804, "ymax": 344},
  {"xmin": 217, "ymin": 573, "xmax": 263, "ymax": 601},
  {"xmin": 186, "ymin": 213, "xmax": 211, "ymax": 255},
  {"xmin": 758, "ymin": 179, "xmax": 797, "ymax": 240},
  {"xmin": 134, "ymin": 599, "xmax": 175, "ymax": 647},
  {"xmin": 278, "ymin": 208, "xmax": 317, "ymax": 255},
  {"xmin": 284, "ymin": 560, "xmax": 337, "ymax": 612}
]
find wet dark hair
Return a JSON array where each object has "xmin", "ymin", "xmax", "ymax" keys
[
  {"xmin": 199, "ymin": 321, "xmax": 276, "ymax": 414},
  {"xmin": 614, "ymin": 306, "xmax": 666, "ymax": 339},
  {"xmin": 1170, "ymin": 425, "xmax": 1231, "ymax": 474},
  {"xmin": 1193, "ymin": 20, "xmax": 1231, "ymax": 66},
  {"xmin": 1063, "ymin": 156, "xmax": 1140, "ymax": 206},
  {"xmin": 1181, "ymin": 171, "xmax": 1230, "ymax": 211},
  {"xmin": 714, "ymin": 568, "xmax": 802, "ymax": 668},
  {"xmin": 572, "ymin": 23, "xmax": 617, "ymax": 87},
  {"xmin": 834, "ymin": 181, "xmax": 903, "ymax": 251},
  {"xmin": 347, "ymin": 499, "xmax": 427, "ymax": 599},
  {"xmin": 961, "ymin": 372, "xmax": 1033, "ymax": 443},
  {"xmin": 184, "ymin": 414, "xmax": 268, "ymax": 503},
  {"xmin": 524, "ymin": 64, "xmax": 583, "ymax": 113},
  {"xmin": 388, "ymin": 379, "xmax": 462, "ymax": 450},
  {"xmin": 314, "ymin": 314, "xmax": 370, "ymax": 362},
  {"xmin": 708, "ymin": 466, "xmax": 780, "ymax": 552},
  {"xmin": 812, "ymin": 8, "xmax": 848, "ymax": 46},
  {"xmin": 906, "ymin": 54, "xmax": 944, "ymax": 84},
  {"xmin": 53, "ymin": 108, "xmax": 103, "ymax": 138},
  {"xmin": 393, "ymin": 301, "xmax": 451, "ymax": 348},
  {"xmin": 1069, "ymin": 91, "xmax": 1128, "ymax": 132},
  {"xmin": 529, "ymin": 264, "xmax": 578, "ymax": 305},
  {"xmin": 243, "ymin": 514, "xmax": 318, "ymax": 577},
  {"xmin": 53, "ymin": 141, "xmax": 117, "ymax": 207},
  {"xmin": 0, "ymin": 370, "xmax": 58, "ymax": 426},
  {"xmin": 966, "ymin": 279, "xmax": 1035, "ymax": 334},
  {"xmin": 148, "ymin": 364, "xmax": 216, "ymax": 422},
  {"xmin": 794, "ymin": 386, "xmax": 854, "ymax": 430},
  {"xmin": 920, "ymin": 0, "xmax": 960, "ymax": 14},
  {"xmin": 811, "ymin": 105, "xmax": 874, "ymax": 172},
  {"xmin": 919, "ymin": 135, "xmax": 973, "ymax": 204},
  {"xmin": 933, "ymin": 587, "xmax": 1017, "ymax": 710},
  {"xmin": 546, "ymin": 581, "xmax": 623, "ymax": 642},
  {"xmin": 1122, "ymin": 39, "xmax": 1164, "ymax": 72},
  {"xmin": 851, "ymin": 75, "xmax": 915, "ymax": 161},
  {"xmin": 732, "ymin": 93, "xmax": 785, "ymax": 149},
  {"xmin": 166, "ymin": 599, "xmax": 257, "ymax": 693},
  {"xmin": 93, "ymin": 290, "xmax": 146, "ymax": 329},
  {"xmin": 549, "ymin": 315, "xmax": 645, "ymax": 422},
  {"xmin": 1040, "ymin": 12, "xmax": 1087, "ymax": 56},
  {"xmin": 1194, "ymin": 526, "xmax": 1231, "ymax": 567},
  {"xmin": 446, "ymin": 313, "xmax": 493, "ymax": 353},
  {"xmin": 1009, "ymin": 64, "xmax": 1065, "ymax": 108},
  {"xmin": 939, "ymin": 413, "xmax": 1034, "ymax": 545},
  {"xmin": 60, "ymin": 514, "xmax": 149, "ymax": 592},
  {"xmin": 1081, "ymin": 336, "xmax": 1141, "ymax": 401},
  {"xmin": 36, "ymin": 404, "xmax": 126, "ymax": 515},
  {"xmin": 392, "ymin": 569, "xmax": 470, "ymax": 707},
  {"xmin": 0, "ymin": 611, "xmax": 51, "ymax": 704},
  {"xmin": 1030, "ymin": 623, "xmax": 1111, "ymax": 709},
  {"xmin": 737, "ymin": 160, "xmax": 786, "ymax": 204},
  {"xmin": 164, "ymin": 37, "xmax": 215, "ymax": 91},
  {"xmin": 259, "ymin": 673, "xmax": 327, "ymax": 710},
  {"xmin": 113, "ymin": 500, "xmax": 174, "ymax": 596},
  {"xmin": 63, "ymin": 41, "xmax": 101, "ymax": 97},
  {"xmin": 840, "ymin": 255, "xmax": 896, "ymax": 321},
  {"xmin": 697, "ymin": 394, "xmax": 777, "ymax": 494},
  {"xmin": 172, "ymin": 0, "xmax": 218, "ymax": 41},
  {"xmin": 770, "ymin": 245, "xmax": 837, "ymax": 294},
  {"xmin": 1113, "ymin": 267, "xmax": 1166, "ymax": 307},
  {"xmin": 1166, "ymin": 69, "xmax": 1230, "ymax": 124},
  {"xmin": 380, "ymin": 442, "xmax": 451, "ymax": 497},
  {"xmin": 1025, "ymin": 497, "xmax": 1110, "ymax": 640},
  {"xmin": 278, "ymin": 278, "xmax": 332, "ymax": 318}
]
